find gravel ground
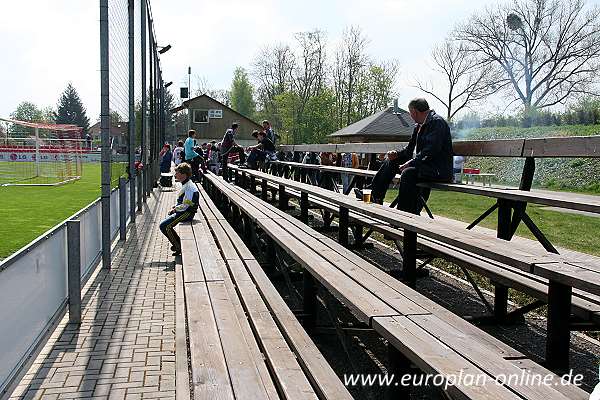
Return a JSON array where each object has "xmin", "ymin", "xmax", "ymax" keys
[{"xmin": 240, "ymin": 198, "xmax": 600, "ymax": 399}]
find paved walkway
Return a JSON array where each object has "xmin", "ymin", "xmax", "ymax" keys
[{"xmin": 11, "ymin": 190, "xmax": 177, "ymax": 400}]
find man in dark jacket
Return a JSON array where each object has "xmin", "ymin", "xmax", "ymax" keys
[{"xmin": 355, "ymin": 98, "xmax": 453, "ymax": 214}]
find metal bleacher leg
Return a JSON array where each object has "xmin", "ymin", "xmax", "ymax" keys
[
  {"xmin": 261, "ymin": 179, "xmax": 268, "ymax": 201},
  {"xmin": 339, "ymin": 206, "xmax": 349, "ymax": 247},
  {"xmin": 546, "ymin": 281, "xmax": 572, "ymax": 372},
  {"xmin": 386, "ymin": 345, "xmax": 411, "ymax": 400},
  {"xmin": 494, "ymin": 284, "xmax": 509, "ymax": 322},
  {"xmin": 401, "ymin": 230, "xmax": 417, "ymax": 287},
  {"xmin": 300, "ymin": 192, "xmax": 309, "ymax": 223},
  {"xmin": 278, "ymin": 184, "xmax": 288, "ymax": 210}
]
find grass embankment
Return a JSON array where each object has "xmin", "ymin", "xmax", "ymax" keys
[
  {"xmin": 458, "ymin": 125, "xmax": 600, "ymax": 193},
  {"xmin": 0, "ymin": 163, "xmax": 127, "ymax": 260}
]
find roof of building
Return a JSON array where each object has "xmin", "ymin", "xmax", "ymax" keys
[
  {"xmin": 170, "ymin": 93, "xmax": 261, "ymax": 127},
  {"xmin": 328, "ymin": 107, "xmax": 415, "ymax": 139}
]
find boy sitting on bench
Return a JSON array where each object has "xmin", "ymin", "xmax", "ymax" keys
[{"xmin": 159, "ymin": 163, "xmax": 199, "ymax": 256}]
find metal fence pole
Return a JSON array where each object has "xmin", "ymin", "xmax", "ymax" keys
[
  {"xmin": 148, "ymin": 23, "xmax": 155, "ymax": 195},
  {"xmin": 141, "ymin": 0, "xmax": 147, "ymax": 203},
  {"xmin": 100, "ymin": 0, "xmax": 111, "ymax": 270},
  {"xmin": 137, "ymin": 170, "xmax": 143, "ymax": 210},
  {"xmin": 67, "ymin": 220, "xmax": 81, "ymax": 324},
  {"xmin": 128, "ymin": 0, "xmax": 136, "ymax": 223},
  {"xmin": 119, "ymin": 177, "xmax": 127, "ymax": 241}
]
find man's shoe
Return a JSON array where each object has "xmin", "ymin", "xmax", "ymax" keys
[{"xmin": 353, "ymin": 188, "xmax": 363, "ymax": 200}]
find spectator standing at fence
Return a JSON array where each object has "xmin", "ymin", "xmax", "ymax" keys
[
  {"xmin": 355, "ymin": 98, "xmax": 453, "ymax": 212},
  {"xmin": 340, "ymin": 152, "xmax": 354, "ymax": 193},
  {"xmin": 207, "ymin": 140, "xmax": 220, "ymax": 174},
  {"xmin": 159, "ymin": 143, "xmax": 173, "ymax": 173},
  {"xmin": 184, "ymin": 130, "xmax": 201, "ymax": 181},
  {"xmin": 220, "ymin": 123, "xmax": 245, "ymax": 177},
  {"xmin": 302, "ymin": 151, "xmax": 320, "ymax": 184},
  {"xmin": 173, "ymin": 141, "xmax": 184, "ymax": 166},
  {"xmin": 262, "ymin": 120, "xmax": 279, "ymax": 146},
  {"xmin": 159, "ymin": 163, "xmax": 199, "ymax": 256}
]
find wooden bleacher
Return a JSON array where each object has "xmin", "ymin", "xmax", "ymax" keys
[
  {"xmin": 226, "ymin": 165, "xmax": 600, "ymax": 373},
  {"xmin": 274, "ymin": 136, "xmax": 600, "ymax": 254},
  {"xmin": 178, "ymin": 185, "xmax": 353, "ymax": 399},
  {"xmin": 203, "ymin": 171, "xmax": 588, "ymax": 399}
]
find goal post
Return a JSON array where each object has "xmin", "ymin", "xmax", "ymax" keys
[{"xmin": 0, "ymin": 117, "xmax": 85, "ymax": 186}]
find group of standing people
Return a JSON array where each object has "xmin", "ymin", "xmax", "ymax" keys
[{"xmin": 159, "ymin": 97, "xmax": 453, "ymax": 257}]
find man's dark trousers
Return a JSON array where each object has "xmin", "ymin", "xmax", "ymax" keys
[{"xmin": 370, "ymin": 159, "xmax": 431, "ymax": 214}]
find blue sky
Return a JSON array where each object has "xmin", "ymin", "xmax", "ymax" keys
[{"xmin": 1, "ymin": 0, "xmax": 599, "ymax": 122}]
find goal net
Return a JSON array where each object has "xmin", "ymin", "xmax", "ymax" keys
[{"xmin": 0, "ymin": 118, "xmax": 84, "ymax": 186}]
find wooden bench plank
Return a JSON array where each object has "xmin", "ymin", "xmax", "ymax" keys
[
  {"xmin": 197, "ymin": 186, "xmax": 353, "ymax": 399},
  {"xmin": 207, "ymin": 281, "xmax": 278, "ymax": 400},
  {"xmin": 241, "ymin": 258, "xmax": 355, "ymax": 400},
  {"xmin": 409, "ymin": 314, "xmax": 577, "ymax": 400},
  {"xmin": 372, "ymin": 316, "xmax": 518, "ymax": 400},
  {"xmin": 180, "ymin": 221, "xmax": 206, "ymax": 283},
  {"xmin": 523, "ymin": 135, "xmax": 600, "ymax": 158},
  {"xmin": 192, "ymin": 221, "xmax": 226, "ymax": 282},
  {"xmin": 185, "ymin": 281, "xmax": 235, "ymax": 400}
]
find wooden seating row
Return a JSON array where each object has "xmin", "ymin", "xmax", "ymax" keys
[
  {"xmin": 178, "ymin": 185, "xmax": 353, "ymax": 399},
  {"xmin": 248, "ymin": 172, "xmax": 600, "ymax": 326},
  {"xmin": 225, "ymin": 165, "xmax": 600, "ymax": 372},
  {"xmin": 203, "ymin": 171, "xmax": 588, "ymax": 399}
]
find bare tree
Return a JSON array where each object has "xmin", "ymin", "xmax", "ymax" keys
[
  {"xmin": 457, "ymin": 0, "xmax": 600, "ymax": 125},
  {"xmin": 414, "ymin": 40, "xmax": 505, "ymax": 122},
  {"xmin": 251, "ymin": 44, "xmax": 295, "ymax": 110},
  {"xmin": 333, "ymin": 26, "xmax": 370, "ymax": 127},
  {"xmin": 193, "ymin": 75, "xmax": 231, "ymax": 106},
  {"xmin": 291, "ymin": 30, "xmax": 327, "ymax": 116}
]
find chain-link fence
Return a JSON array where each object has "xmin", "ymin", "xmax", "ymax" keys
[{"xmin": 100, "ymin": 0, "xmax": 167, "ymax": 268}]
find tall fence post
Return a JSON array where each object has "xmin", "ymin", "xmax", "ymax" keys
[
  {"xmin": 100, "ymin": 0, "xmax": 111, "ymax": 270},
  {"xmin": 140, "ymin": 0, "xmax": 147, "ymax": 204},
  {"xmin": 128, "ymin": 0, "xmax": 136, "ymax": 223},
  {"xmin": 67, "ymin": 220, "xmax": 81, "ymax": 324},
  {"xmin": 137, "ymin": 170, "xmax": 143, "ymax": 210},
  {"xmin": 119, "ymin": 177, "xmax": 127, "ymax": 241}
]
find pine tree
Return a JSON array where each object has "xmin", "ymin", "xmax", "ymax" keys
[{"xmin": 55, "ymin": 83, "xmax": 90, "ymax": 133}]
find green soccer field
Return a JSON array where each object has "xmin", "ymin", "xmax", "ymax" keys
[{"xmin": 0, "ymin": 162, "xmax": 128, "ymax": 260}]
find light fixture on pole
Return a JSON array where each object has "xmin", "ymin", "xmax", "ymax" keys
[
  {"xmin": 157, "ymin": 44, "xmax": 172, "ymax": 54},
  {"xmin": 164, "ymin": 81, "xmax": 173, "ymax": 88}
]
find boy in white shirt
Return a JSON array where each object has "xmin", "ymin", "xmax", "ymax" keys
[{"xmin": 159, "ymin": 163, "xmax": 199, "ymax": 256}]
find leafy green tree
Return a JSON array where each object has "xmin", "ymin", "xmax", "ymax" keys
[
  {"xmin": 55, "ymin": 83, "xmax": 90, "ymax": 133},
  {"xmin": 9, "ymin": 101, "xmax": 53, "ymax": 136},
  {"xmin": 230, "ymin": 67, "xmax": 256, "ymax": 119}
]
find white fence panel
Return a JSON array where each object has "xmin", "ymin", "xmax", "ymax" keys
[
  {"xmin": 0, "ymin": 228, "xmax": 68, "ymax": 394},
  {"xmin": 79, "ymin": 202, "xmax": 102, "ymax": 279}
]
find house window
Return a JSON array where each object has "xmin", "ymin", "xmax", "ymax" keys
[
  {"xmin": 193, "ymin": 109, "xmax": 209, "ymax": 123},
  {"xmin": 208, "ymin": 109, "xmax": 223, "ymax": 119}
]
